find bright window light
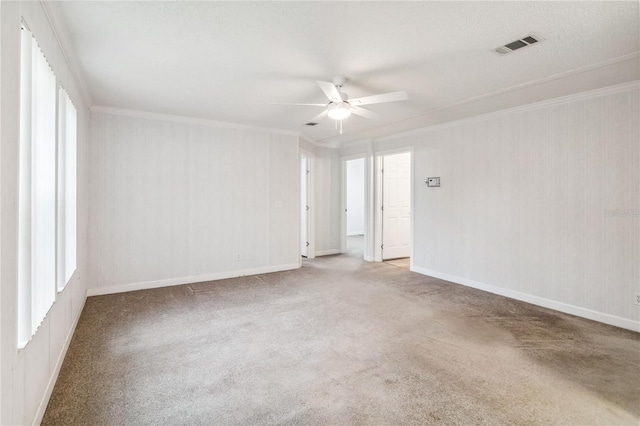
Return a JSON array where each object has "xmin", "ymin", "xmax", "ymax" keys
[
  {"xmin": 18, "ymin": 24, "xmax": 57, "ymax": 346},
  {"xmin": 58, "ymin": 87, "xmax": 77, "ymax": 290}
]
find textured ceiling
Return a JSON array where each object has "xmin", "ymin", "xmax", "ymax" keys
[{"xmin": 54, "ymin": 1, "xmax": 639, "ymax": 144}]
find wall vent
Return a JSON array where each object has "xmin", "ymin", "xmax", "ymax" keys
[
  {"xmin": 305, "ymin": 122, "xmax": 318, "ymax": 126},
  {"xmin": 494, "ymin": 33, "xmax": 542, "ymax": 55}
]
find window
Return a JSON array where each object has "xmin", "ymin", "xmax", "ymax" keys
[
  {"xmin": 18, "ymin": 24, "xmax": 58, "ymax": 346},
  {"xmin": 58, "ymin": 87, "xmax": 77, "ymax": 290}
]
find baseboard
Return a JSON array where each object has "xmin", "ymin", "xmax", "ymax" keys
[
  {"xmin": 315, "ymin": 249, "xmax": 341, "ymax": 256},
  {"xmin": 32, "ymin": 293, "xmax": 87, "ymax": 426},
  {"xmin": 411, "ymin": 266, "xmax": 640, "ymax": 332},
  {"xmin": 86, "ymin": 263, "xmax": 300, "ymax": 297}
]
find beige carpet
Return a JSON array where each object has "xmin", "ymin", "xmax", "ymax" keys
[
  {"xmin": 385, "ymin": 257, "xmax": 410, "ymax": 269},
  {"xmin": 43, "ymin": 253, "xmax": 640, "ymax": 425}
]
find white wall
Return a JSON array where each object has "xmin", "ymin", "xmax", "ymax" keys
[
  {"xmin": 313, "ymin": 146, "xmax": 342, "ymax": 256},
  {"xmin": 0, "ymin": 2, "xmax": 90, "ymax": 424},
  {"xmin": 295, "ymin": 141, "xmax": 343, "ymax": 257},
  {"xmin": 346, "ymin": 158, "xmax": 365, "ymax": 236},
  {"xmin": 88, "ymin": 111, "xmax": 300, "ymax": 293},
  {"xmin": 345, "ymin": 82, "xmax": 639, "ymax": 330}
]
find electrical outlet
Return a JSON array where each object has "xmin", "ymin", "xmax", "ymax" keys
[{"xmin": 634, "ymin": 293, "xmax": 640, "ymax": 306}]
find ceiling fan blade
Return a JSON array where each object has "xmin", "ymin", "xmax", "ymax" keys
[
  {"xmin": 270, "ymin": 102, "xmax": 327, "ymax": 107},
  {"xmin": 306, "ymin": 109, "xmax": 328, "ymax": 123},
  {"xmin": 316, "ymin": 80, "xmax": 343, "ymax": 102},
  {"xmin": 347, "ymin": 91, "xmax": 408, "ymax": 106},
  {"xmin": 350, "ymin": 106, "xmax": 382, "ymax": 121}
]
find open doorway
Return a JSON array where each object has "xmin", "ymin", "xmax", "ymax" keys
[
  {"xmin": 344, "ymin": 158, "xmax": 366, "ymax": 257},
  {"xmin": 300, "ymin": 152, "xmax": 314, "ymax": 259},
  {"xmin": 378, "ymin": 151, "xmax": 411, "ymax": 268}
]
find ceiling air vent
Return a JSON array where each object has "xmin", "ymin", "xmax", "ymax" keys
[
  {"xmin": 494, "ymin": 33, "xmax": 542, "ymax": 55},
  {"xmin": 305, "ymin": 122, "xmax": 318, "ymax": 126}
]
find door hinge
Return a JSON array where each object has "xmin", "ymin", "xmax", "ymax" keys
[
  {"xmin": 306, "ymin": 242, "xmax": 310, "ymax": 247},
  {"xmin": 381, "ymin": 244, "xmax": 384, "ymax": 249},
  {"xmin": 381, "ymin": 206, "xmax": 384, "ymax": 211},
  {"xmin": 306, "ymin": 205, "xmax": 309, "ymax": 211}
]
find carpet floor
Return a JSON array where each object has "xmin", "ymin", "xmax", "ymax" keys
[{"xmin": 43, "ymin": 253, "xmax": 639, "ymax": 425}]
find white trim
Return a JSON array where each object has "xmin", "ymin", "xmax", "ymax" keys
[
  {"xmin": 315, "ymin": 249, "xmax": 341, "ymax": 257},
  {"xmin": 297, "ymin": 146, "xmax": 302, "ymax": 261},
  {"xmin": 90, "ymin": 106, "xmax": 303, "ymax": 138},
  {"xmin": 31, "ymin": 293, "xmax": 86, "ymax": 426},
  {"xmin": 318, "ymin": 54, "xmax": 639, "ymax": 146},
  {"xmin": 374, "ymin": 155, "xmax": 383, "ymax": 262},
  {"xmin": 340, "ymin": 155, "xmax": 368, "ymax": 257},
  {"xmin": 411, "ymin": 266, "xmax": 640, "ymax": 333},
  {"xmin": 340, "ymin": 139, "xmax": 374, "ymax": 150},
  {"xmin": 374, "ymin": 147, "xmax": 416, "ymax": 157},
  {"xmin": 374, "ymin": 148, "xmax": 414, "ymax": 262},
  {"xmin": 379, "ymin": 80, "xmax": 640, "ymax": 142},
  {"xmin": 340, "ymin": 153, "xmax": 369, "ymax": 162},
  {"xmin": 86, "ymin": 264, "xmax": 300, "ymax": 297},
  {"xmin": 302, "ymin": 149, "xmax": 316, "ymax": 259},
  {"xmin": 299, "ymin": 133, "xmax": 323, "ymax": 148},
  {"xmin": 299, "ymin": 150, "xmax": 315, "ymax": 260},
  {"xmin": 442, "ymin": 52, "xmax": 638, "ymax": 109}
]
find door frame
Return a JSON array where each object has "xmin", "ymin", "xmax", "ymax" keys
[
  {"xmin": 374, "ymin": 147, "xmax": 414, "ymax": 266},
  {"xmin": 340, "ymin": 154, "xmax": 372, "ymax": 261},
  {"xmin": 300, "ymin": 149, "xmax": 315, "ymax": 260}
]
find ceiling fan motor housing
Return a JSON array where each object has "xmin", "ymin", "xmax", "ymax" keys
[{"xmin": 332, "ymin": 75, "xmax": 347, "ymax": 87}]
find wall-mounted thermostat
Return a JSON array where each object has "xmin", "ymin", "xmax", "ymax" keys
[{"xmin": 426, "ymin": 177, "xmax": 440, "ymax": 187}]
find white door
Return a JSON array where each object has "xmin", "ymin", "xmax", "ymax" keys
[
  {"xmin": 301, "ymin": 156, "xmax": 309, "ymax": 257},
  {"xmin": 382, "ymin": 152, "xmax": 411, "ymax": 260}
]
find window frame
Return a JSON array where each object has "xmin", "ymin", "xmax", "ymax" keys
[
  {"xmin": 57, "ymin": 86, "xmax": 77, "ymax": 292},
  {"xmin": 17, "ymin": 20, "xmax": 78, "ymax": 348}
]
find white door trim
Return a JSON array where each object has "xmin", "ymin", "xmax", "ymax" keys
[
  {"xmin": 340, "ymin": 154, "xmax": 372, "ymax": 261},
  {"xmin": 300, "ymin": 149, "xmax": 315, "ymax": 259},
  {"xmin": 374, "ymin": 147, "xmax": 414, "ymax": 264}
]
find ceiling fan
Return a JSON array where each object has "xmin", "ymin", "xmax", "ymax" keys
[{"xmin": 272, "ymin": 76, "xmax": 408, "ymax": 134}]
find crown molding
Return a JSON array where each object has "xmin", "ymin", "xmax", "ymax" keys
[
  {"xmin": 319, "ymin": 51, "xmax": 640, "ymax": 146},
  {"xmin": 91, "ymin": 105, "xmax": 304, "ymax": 138},
  {"xmin": 39, "ymin": 0, "xmax": 93, "ymax": 108},
  {"xmin": 418, "ymin": 51, "xmax": 639, "ymax": 121},
  {"xmin": 298, "ymin": 133, "xmax": 328, "ymax": 148},
  {"xmin": 340, "ymin": 138, "xmax": 375, "ymax": 150},
  {"xmin": 378, "ymin": 80, "xmax": 639, "ymax": 142}
]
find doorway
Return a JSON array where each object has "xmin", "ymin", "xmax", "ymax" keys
[
  {"xmin": 379, "ymin": 151, "xmax": 411, "ymax": 265},
  {"xmin": 300, "ymin": 153, "xmax": 314, "ymax": 259},
  {"xmin": 345, "ymin": 158, "xmax": 365, "ymax": 257}
]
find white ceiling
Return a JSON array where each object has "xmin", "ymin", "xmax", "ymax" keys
[{"xmin": 53, "ymin": 1, "xmax": 639, "ymax": 144}]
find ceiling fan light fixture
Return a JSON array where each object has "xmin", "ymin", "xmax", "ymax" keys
[{"xmin": 328, "ymin": 102, "xmax": 351, "ymax": 120}]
